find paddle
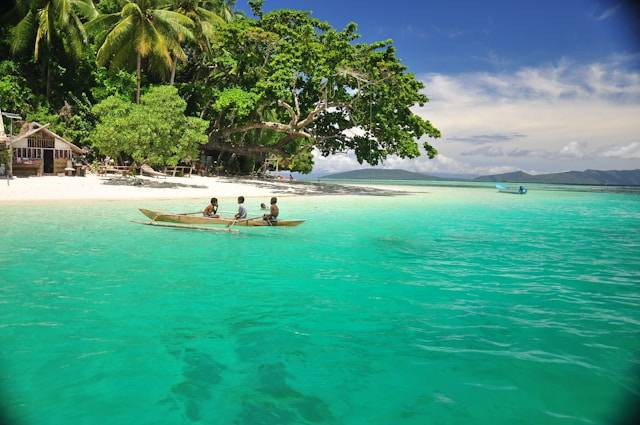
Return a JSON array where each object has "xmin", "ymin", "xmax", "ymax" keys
[{"xmin": 227, "ymin": 215, "xmax": 264, "ymax": 228}]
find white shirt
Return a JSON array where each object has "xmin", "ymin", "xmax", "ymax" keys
[{"xmin": 237, "ymin": 204, "xmax": 247, "ymax": 219}]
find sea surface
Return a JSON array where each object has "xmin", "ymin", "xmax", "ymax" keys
[{"xmin": 1, "ymin": 184, "xmax": 639, "ymax": 424}]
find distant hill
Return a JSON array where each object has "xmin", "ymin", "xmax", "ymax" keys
[
  {"xmin": 474, "ymin": 169, "xmax": 640, "ymax": 186},
  {"xmin": 321, "ymin": 168, "xmax": 443, "ymax": 180}
]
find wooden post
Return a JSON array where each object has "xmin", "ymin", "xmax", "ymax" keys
[{"xmin": 8, "ymin": 145, "xmax": 13, "ymax": 178}]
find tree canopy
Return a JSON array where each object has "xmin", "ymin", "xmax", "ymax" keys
[
  {"xmin": 1, "ymin": 0, "xmax": 441, "ymax": 174},
  {"xmin": 91, "ymin": 85, "xmax": 208, "ymax": 165},
  {"xmin": 184, "ymin": 9, "xmax": 440, "ymax": 172}
]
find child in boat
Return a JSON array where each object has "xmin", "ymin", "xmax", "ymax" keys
[
  {"xmin": 235, "ymin": 196, "xmax": 247, "ymax": 219},
  {"xmin": 203, "ymin": 197, "xmax": 219, "ymax": 217},
  {"xmin": 263, "ymin": 197, "xmax": 279, "ymax": 223}
]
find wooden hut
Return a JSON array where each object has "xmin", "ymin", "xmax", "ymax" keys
[{"xmin": 8, "ymin": 122, "xmax": 86, "ymax": 176}]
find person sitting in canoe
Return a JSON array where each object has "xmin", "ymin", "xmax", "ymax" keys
[
  {"xmin": 235, "ymin": 196, "xmax": 247, "ymax": 219},
  {"xmin": 203, "ymin": 197, "xmax": 219, "ymax": 217},
  {"xmin": 263, "ymin": 197, "xmax": 279, "ymax": 223}
]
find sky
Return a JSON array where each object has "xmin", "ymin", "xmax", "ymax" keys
[{"xmin": 238, "ymin": 0, "xmax": 640, "ymax": 176}]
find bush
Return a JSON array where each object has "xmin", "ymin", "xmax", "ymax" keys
[{"xmin": 91, "ymin": 86, "xmax": 209, "ymax": 166}]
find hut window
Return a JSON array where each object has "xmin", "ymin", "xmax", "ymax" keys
[{"xmin": 27, "ymin": 138, "xmax": 55, "ymax": 149}]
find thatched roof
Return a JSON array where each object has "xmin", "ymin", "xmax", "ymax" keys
[{"xmin": 11, "ymin": 122, "xmax": 86, "ymax": 154}]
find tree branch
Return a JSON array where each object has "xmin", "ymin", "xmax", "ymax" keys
[
  {"xmin": 216, "ymin": 121, "xmax": 312, "ymax": 139},
  {"xmin": 278, "ymin": 100, "xmax": 297, "ymax": 126}
]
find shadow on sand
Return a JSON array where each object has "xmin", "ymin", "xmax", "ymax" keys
[
  {"xmin": 100, "ymin": 175, "xmax": 406, "ymax": 196},
  {"xmin": 233, "ymin": 178, "xmax": 406, "ymax": 196},
  {"xmin": 101, "ymin": 176, "xmax": 208, "ymax": 189}
]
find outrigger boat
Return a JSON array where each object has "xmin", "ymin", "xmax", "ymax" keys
[
  {"xmin": 496, "ymin": 183, "xmax": 527, "ymax": 195},
  {"xmin": 138, "ymin": 208, "xmax": 305, "ymax": 227}
]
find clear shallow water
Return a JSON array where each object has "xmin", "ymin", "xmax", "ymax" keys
[{"xmin": 1, "ymin": 185, "xmax": 639, "ymax": 424}]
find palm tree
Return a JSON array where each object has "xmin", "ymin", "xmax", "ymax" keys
[
  {"xmin": 88, "ymin": 0, "xmax": 194, "ymax": 102},
  {"xmin": 211, "ymin": 0, "xmax": 242, "ymax": 23},
  {"xmin": 164, "ymin": 0, "xmax": 226, "ymax": 84},
  {"xmin": 9, "ymin": 0, "xmax": 98, "ymax": 101}
]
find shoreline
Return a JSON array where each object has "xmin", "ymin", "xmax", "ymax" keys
[{"xmin": 0, "ymin": 174, "xmax": 411, "ymax": 204}]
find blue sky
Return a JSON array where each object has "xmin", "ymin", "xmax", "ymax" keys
[
  {"xmin": 239, "ymin": 1, "xmax": 640, "ymax": 175},
  {"xmin": 239, "ymin": 0, "xmax": 639, "ymax": 75}
]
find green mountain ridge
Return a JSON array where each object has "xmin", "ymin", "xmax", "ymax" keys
[
  {"xmin": 474, "ymin": 169, "xmax": 640, "ymax": 185},
  {"xmin": 321, "ymin": 168, "xmax": 640, "ymax": 186}
]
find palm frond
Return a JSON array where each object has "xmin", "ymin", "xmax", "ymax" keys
[
  {"xmin": 147, "ymin": 20, "xmax": 173, "ymax": 68},
  {"xmin": 34, "ymin": 7, "xmax": 51, "ymax": 60},
  {"xmin": 10, "ymin": 9, "xmax": 36, "ymax": 55},
  {"xmin": 53, "ymin": 0, "xmax": 71, "ymax": 28},
  {"xmin": 86, "ymin": 13, "xmax": 120, "ymax": 37},
  {"xmin": 96, "ymin": 14, "xmax": 137, "ymax": 66},
  {"xmin": 195, "ymin": 7, "xmax": 224, "ymax": 26},
  {"xmin": 71, "ymin": 0, "xmax": 98, "ymax": 19},
  {"xmin": 153, "ymin": 9, "xmax": 195, "ymax": 34}
]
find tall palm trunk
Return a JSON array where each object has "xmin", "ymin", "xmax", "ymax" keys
[
  {"xmin": 136, "ymin": 52, "xmax": 141, "ymax": 103},
  {"xmin": 45, "ymin": 57, "xmax": 51, "ymax": 103},
  {"xmin": 169, "ymin": 53, "xmax": 177, "ymax": 85}
]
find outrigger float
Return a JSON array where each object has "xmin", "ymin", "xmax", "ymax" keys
[{"xmin": 133, "ymin": 208, "xmax": 305, "ymax": 233}]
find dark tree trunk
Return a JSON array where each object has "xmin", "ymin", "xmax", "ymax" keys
[
  {"xmin": 169, "ymin": 53, "xmax": 177, "ymax": 85},
  {"xmin": 45, "ymin": 58, "xmax": 51, "ymax": 103},
  {"xmin": 136, "ymin": 53, "xmax": 141, "ymax": 103}
]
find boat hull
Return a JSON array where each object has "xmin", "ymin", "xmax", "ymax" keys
[
  {"xmin": 139, "ymin": 209, "xmax": 305, "ymax": 227},
  {"xmin": 498, "ymin": 189, "xmax": 527, "ymax": 195}
]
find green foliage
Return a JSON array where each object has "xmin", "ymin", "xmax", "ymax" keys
[
  {"xmin": 213, "ymin": 87, "xmax": 259, "ymax": 118},
  {"xmin": 199, "ymin": 10, "xmax": 440, "ymax": 172},
  {"xmin": 25, "ymin": 93, "xmax": 96, "ymax": 146},
  {"xmin": 88, "ymin": 0, "xmax": 195, "ymax": 101},
  {"xmin": 0, "ymin": 148, "xmax": 10, "ymax": 168},
  {"xmin": 1, "ymin": 1, "xmax": 440, "ymax": 174},
  {"xmin": 248, "ymin": 0, "xmax": 263, "ymax": 19},
  {"xmin": 91, "ymin": 67, "xmax": 136, "ymax": 101},
  {"xmin": 10, "ymin": 0, "xmax": 97, "ymax": 61},
  {"xmin": 26, "ymin": 106, "xmax": 61, "ymax": 132},
  {"xmin": 96, "ymin": 0, "xmax": 127, "ymax": 14},
  {"xmin": 0, "ymin": 60, "xmax": 36, "ymax": 118},
  {"xmin": 91, "ymin": 85, "xmax": 208, "ymax": 166}
]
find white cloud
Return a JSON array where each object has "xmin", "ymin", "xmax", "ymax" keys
[
  {"xmin": 312, "ymin": 149, "xmax": 518, "ymax": 176},
  {"xmin": 409, "ymin": 56, "xmax": 640, "ymax": 173},
  {"xmin": 558, "ymin": 141, "xmax": 588, "ymax": 158},
  {"xmin": 311, "ymin": 56, "xmax": 640, "ymax": 175},
  {"xmin": 595, "ymin": 4, "xmax": 621, "ymax": 21},
  {"xmin": 602, "ymin": 142, "xmax": 640, "ymax": 159}
]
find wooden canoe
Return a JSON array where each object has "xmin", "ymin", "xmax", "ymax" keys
[{"xmin": 139, "ymin": 209, "xmax": 305, "ymax": 227}]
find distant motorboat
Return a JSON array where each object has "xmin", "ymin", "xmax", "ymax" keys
[{"xmin": 496, "ymin": 183, "xmax": 527, "ymax": 194}]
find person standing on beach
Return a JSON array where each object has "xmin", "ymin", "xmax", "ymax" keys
[
  {"xmin": 235, "ymin": 196, "xmax": 247, "ymax": 219},
  {"xmin": 203, "ymin": 198, "xmax": 219, "ymax": 217},
  {"xmin": 263, "ymin": 197, "xmax": 279, "ymax": 223}
]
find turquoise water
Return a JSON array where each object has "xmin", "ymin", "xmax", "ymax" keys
[{"xmin": 1, "ymin": 185, "xmax": 639, "ymax": 424}]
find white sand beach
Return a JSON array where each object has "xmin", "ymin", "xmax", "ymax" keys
[
  {"xmin": 0, "ymin": 174, "xmax": 423, "ymax": 203},
  {"xmin": 0, "ymin": 175, "xmax": 298, "ymax": 202}
]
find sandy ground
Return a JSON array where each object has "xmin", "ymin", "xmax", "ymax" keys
[{"xmin": 0, "ymin": 174, "xmax": 411, "ymax": 203}]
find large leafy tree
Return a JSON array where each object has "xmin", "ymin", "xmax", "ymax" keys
[
  {"xmin": 88, "ymin": 0, "xmax": 194, "ymax": 102},
  {"xmin": 197, "ymin": 10, "xmax": 440, "ymax": 172},
  {"xmin": 8, "ymin": 0, "xmax": 97, "ymax": 100},
  {"xmin": 91, "ymin": 85, "xmax": 208, "ymax": 165}
]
